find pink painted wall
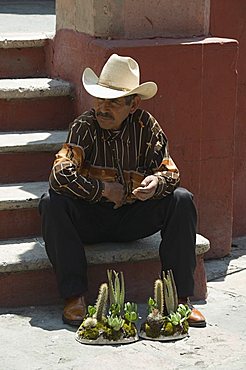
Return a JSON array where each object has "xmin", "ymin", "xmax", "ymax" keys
[
  {"xmin": 48, "ymin": 30, "xmax": 238, "ymax": 258},
  {"xmin": 210, "ymin": 0, "xmax": 246, "ymax": 237}
]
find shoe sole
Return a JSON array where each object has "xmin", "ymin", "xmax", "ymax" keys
[
  {"xmin": 62, "ymin": 314, "xmax": 83, "ymax": 327},
  {"xmin": 188, "ymin": 320, "xmax": 206, "ymax": 328}
]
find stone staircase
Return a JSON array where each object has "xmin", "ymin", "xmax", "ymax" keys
[
  {"xmin": 0, "ymin": 33, "xmax": 74, "ymax": 305},
  {"xmin": 0, "ymin": 33, "xmax": 210, "ymax": 307}
]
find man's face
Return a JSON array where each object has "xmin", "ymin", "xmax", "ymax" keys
[{"xmin": 94, "ymin": 96, "xmax": 140, "ymax": 130}]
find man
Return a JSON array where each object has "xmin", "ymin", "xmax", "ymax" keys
[{"xmin": 39, "ymin": 54, "xmax": 206, "ymax": 328}]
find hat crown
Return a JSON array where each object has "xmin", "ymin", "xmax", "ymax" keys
[
  {"xmin": 98, "ymin": 54, "xmax": 140, "ymax": 91},
  {"xmin": 82, "ymin": 53, "xmax": 157, "ymax": 100}
]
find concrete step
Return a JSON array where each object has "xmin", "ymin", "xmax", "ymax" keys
[
  {"xmin": 0, "ymin": 33, "xmax": 54, "ymax": 78},
  {"xmin": 0, "ymin": 78, "xmax": 72, "ymax": 99},
  {"xmin": 0, "ymin": 130, "xmax": 67, "ymax": 153},
  {"xmin": 0, "ymin": 130, "xmax": 66, "ymax": 183},
  {"xmin": 0, "ymin": 181, "xmax": 48, "ymax": 211},
  {"xmin": 0, "ymin": 33, "xmax": 54, "ymax": 49},
  {"xmin": 0, "ymin": 78, "xmax": 75, "ymax": 131},
  {"xmin": 0, "ymin": 181, "xmax": 48, "ymax": 239},
  {"xmin": 0, "ymin": 233, "xmax": 210, "ymax": 306}
]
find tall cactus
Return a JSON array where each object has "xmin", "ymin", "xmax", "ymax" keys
[
  {"xmin": 162, "ymin": 270, "xmax": 178, "ymax": 314},
  {"xmin": 95, "ymin": 283, "xmax": 108, "ymax": 321},
  {"xmin": 107, "ymin": 269, "xmax": 125, "ymax": 311},
  {"xmin": 154, "ymin": 279, "xmax": 164, "ymax": 315}
]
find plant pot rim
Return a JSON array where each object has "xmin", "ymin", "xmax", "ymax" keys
[
  {"xmin": 75, "ymin": 332, "xmax": 139, "ymax": 345},
  {"xmin": 139, "ymin": 331, "xmax": 188, "ymax": 342}
]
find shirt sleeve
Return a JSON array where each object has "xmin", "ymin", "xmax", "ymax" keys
[
  {"xmin": 147, "ymin": 114, "xmax": 180, "ymax": 198},
  {"xmin": 49, "ymin": 118, "xmax": 104, "ymax": 202},
  {"xmin": 153, "ymin": 145, "xmax": 180, "ymax": 198}
]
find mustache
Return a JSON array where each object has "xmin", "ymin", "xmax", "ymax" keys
[{"xmin": 96, "ymin": 111, "xmax": 114, "ymax": 120}]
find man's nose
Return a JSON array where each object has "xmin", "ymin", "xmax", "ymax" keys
[{"xmin": 99, "ymin": 99, "xmax": 111, "ymax": 111}]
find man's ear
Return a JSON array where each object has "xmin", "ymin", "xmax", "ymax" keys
[{"xmin": 129, "ymin": 95, "xmax": 141, "ymax": 113}]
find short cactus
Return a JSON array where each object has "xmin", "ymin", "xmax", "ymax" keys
[
  {"xmin": 95, "ymin": 283, "xmax": 108, "ymax": 321},
  {"xmin": 154, "ymin": 279, "xmax": 164, "ymax": 315}
]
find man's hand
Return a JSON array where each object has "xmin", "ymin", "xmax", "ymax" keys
[
  {"xmin": 132, "ymin": 175, "xmax": 158, "ymax": 201},
  {"xmin": 102, "ymin": 181, "xmax": 125, "ymax": 209}
]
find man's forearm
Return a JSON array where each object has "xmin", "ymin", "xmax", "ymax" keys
[
  {"xmin": 153, "ymin": 174, "xmax": 180, "ymax": 198},
  {"xmin": 49, "ymin": 166, "xmax": 104, "ymax": 202}
]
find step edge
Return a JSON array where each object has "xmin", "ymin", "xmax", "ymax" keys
[
  {"xmin": 0, "ymin": 143, "xmax": 62, "ymax": 153},
  {"xmin": 0, "ymin": 234, "xmax": 210, "ymax": 273},
  {"xmin": 0, "ymin": 32, "xmax": 54, "ymax": 49},
  {"xmin": 0, "ymin": 130, "xmax": 67, "ymax": 153},
  {"xmin": 0, "ymin": 181, "xmax": 48, "ymax": 210},
  {"xmin": 0, "ymin": 78, "xmax": 73, "ymax": 99}
]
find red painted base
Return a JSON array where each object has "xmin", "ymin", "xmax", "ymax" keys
[
  {"xmin": 0, "ymin": 152, "xmax": 54, "ymax": 183},
  {"xmin": 192, "ymin": 255, "xmax": 208, "ymax": 301},
  {"xmin": 0, "ymin": 256, "xmax": 207, "ymax": 307},
  {"xmin": 0, "ymin": 97, "xmax": 75, "ymax": 131},
  {"xmin": 0, "ymin": 208, "xmax": 41, "ymax": 240},
  {"xmin": 0, "ymin": 47, "xmax": 46, "ymax": 78},
  {"xmin": 0, "ymin": 269, "xmax": 61, "ymax": 307}
]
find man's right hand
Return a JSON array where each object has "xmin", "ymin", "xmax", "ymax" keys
[{"xmin": 102, "ymin": 182, "xmax": 125, "ymax": 209}]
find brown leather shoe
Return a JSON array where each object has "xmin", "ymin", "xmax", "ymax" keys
[
  {"xmin": 62, "ymin": 295, "xmax": 86, "ymax": 327},
  {"xmin": 179, "ymin": 298, "xmax": 206, "ymax": 328}
]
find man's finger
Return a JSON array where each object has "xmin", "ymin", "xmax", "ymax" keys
[{"xmin": 133, "ymin": 186, "xmax": 150, "ymax": 193}]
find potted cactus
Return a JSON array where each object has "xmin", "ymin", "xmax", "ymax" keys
[
  {"xmin": 140, "ymin": 270, "xmax": 191, "ymax": 341},
  {"xmin": 76, "ymin": 270, "xmax": 139, "ymax": 345}
]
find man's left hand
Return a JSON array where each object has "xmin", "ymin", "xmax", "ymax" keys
[{"xmin": 132, "ymin": 175, "xmax": 158, "ymax": 201}]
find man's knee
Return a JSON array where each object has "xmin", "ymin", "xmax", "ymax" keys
[
  {"xmin": 172, "ymin": 187, "xmax": 197, "ymax": 220},
  {"xmin": 39, "ymin": 190, "xmax": 65, "ymax": 215},
  {"xmin": 173, "ymin": 187, "xmax": 194, "ymax": 203},
  {"xmin": 38, "ymin": 191, "xmax": 50, "ymax": 215}
]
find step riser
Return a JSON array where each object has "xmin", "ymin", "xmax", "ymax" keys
[
  {"xmin": 0, "ymin": 257, "xmax": 207, "ymax": 307},
  {"xmin": 0, "ymin": 208, "xmax": 41, "ymax": 239},
  {"xmin": 0, "ymin": 48, "xmax": 46, "ymax": 78},
  {"xmin": 0, "ymin": 97, "xmax": 74, "ymax": 131},
  {"xmin": 0, "ymin": 152, "xmax": 55, "ymax": 183}
]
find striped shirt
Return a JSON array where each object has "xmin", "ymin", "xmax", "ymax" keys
[{"xmin": 49, "ymin": 108, "xmax": 180, "ymax": 204}]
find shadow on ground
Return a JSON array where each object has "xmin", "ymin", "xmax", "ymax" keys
[{"xmin": 205, "ymin": 238, "xmax": 246, "ymax": 282}]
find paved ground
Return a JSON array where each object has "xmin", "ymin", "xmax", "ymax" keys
[
  {"xmin": 0, "ymin": 237, "xmax": 246, "ymax": 370},
  {"xmin": 0, "ymin": 0, "xmax": 55, "ymax": 34}
]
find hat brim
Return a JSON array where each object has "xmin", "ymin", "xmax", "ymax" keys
[{"xmin": 82, "ymin": 68, "xmax": 157, "ymax": 100}]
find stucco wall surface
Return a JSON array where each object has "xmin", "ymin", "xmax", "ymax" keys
[
  {"xmin": 210, "ymin": 0, "xmax": 246, "ymax": 237},
  {"xmin": 56, "ymin": 0, "xmax": 210, "ymax": 39}
]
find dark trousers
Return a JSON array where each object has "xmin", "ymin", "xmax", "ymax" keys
[{"xmin": 39, "ymin": 187, "xmax": 197, "ymax": 299}]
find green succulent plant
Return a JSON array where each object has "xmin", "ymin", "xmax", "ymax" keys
[
  {"xmin": 147, "ymin": 297, "xmax": 158, "ymax": 313},
  {"xmin": 124, "ymin": 302, "xmax": 138, "ymax": 323},
  {"xmin": 107, "ymin": 316, "xmax": 125, "ymax": 331},
  {"xmin": 87, "ymin": 305, "xmax": 96, "ymax": 317},
  {"xmin": 177, "ymin": 304, "xmax": 192, "ymax": 321},
  {"xmin": 166, "ymin": 312, "xmax": 182, "ymax": 326},
  {"xmin": 109, "ymin": 303, "xmax": 121, "ymax": 317}
]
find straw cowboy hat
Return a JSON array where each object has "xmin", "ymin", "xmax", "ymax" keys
[{"xmin": 82, "ymin": 53, "xmax": 157, "ymax": 100}]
